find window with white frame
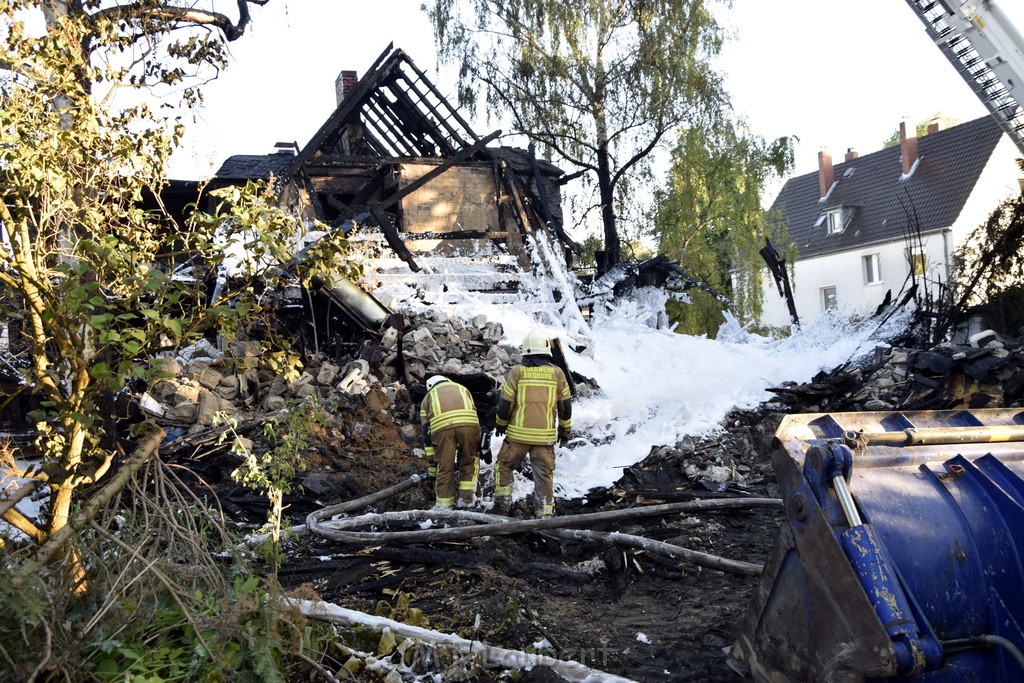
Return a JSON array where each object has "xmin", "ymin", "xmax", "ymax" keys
[
  {"xmin": 826, "ymin": 207, "xmax": 844, "ymax": 234},
  {"xmin": 821, "ymin": 285, "xmax": 838, "ymax": 311},
  {"xmin": 863, "ymin": 253, "xmax": 882, "ymax": 284}
]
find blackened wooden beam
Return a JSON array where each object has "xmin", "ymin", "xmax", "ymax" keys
[
  {"xmin": 368, "ymin": 203, "xmax": 420, "ymax": 272},
  {"xmin": 529, "ymin": 145, "xmax": 580, "ymax": 254},
  {"xmin": 350, "ymin": 164, "xmax": 393, "ymax": 207},
  {"xmin": 395, "ymin": 72, "xmax": 472, "ymax": 150},
  {"xmin": 362, "ymin": 108, "xmax": 417, "ymax": 157},
  {"xmin": 500, "ymin": 164, "xmax": 536, "ymax": 237},
  {"xmin": 370, "ymin": 89, "xmax": 443, "ymax": 157},
  {"xmin": 302, "ymin": 176, "xmax": 328, "ymax": 222},
  {"xmin": 287, "ymin": 43, "xmax": 399, "ymax": 176},
  {"xmin": 397, "ymin": 52, "xmax": 480, "ymax": 145},
  {"xmin": 385, "ymin": 77, "xmax": 459, "ymax": 156}
]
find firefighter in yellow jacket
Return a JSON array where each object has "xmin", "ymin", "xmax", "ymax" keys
[
  {"xmin": 420, "ymin": 375, "xmax": 481, "ymax": 509},
  {"xmin": 493, "ymin": 331, "xmax": 572, "ymax": 518}
]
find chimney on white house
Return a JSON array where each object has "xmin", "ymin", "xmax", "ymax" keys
[
  {"xmin": 818, "ymin": 149, "xmax": 834, "ymax": 198},
  {"xmin": 845, "ymin": 147, "xmax": 859, "ymax": 162},
  {"xmin": 900, "ymin": 120, "xmax": 919, "ymax": 174},
  {"xmin": 335, "ymin": 70, "xmax": 358, "ymax": 107}
]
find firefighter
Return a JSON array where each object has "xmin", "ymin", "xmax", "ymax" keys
[
  {"xmin": 492, "ymin": 330, "xmax": 572, "ymax": 518},
  {"xmin": 420, "ymin": 375, "xmax": 481, "ymax": 509}
]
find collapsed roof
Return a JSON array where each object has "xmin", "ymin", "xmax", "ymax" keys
[{"xmin": 211, "ymin": 45, "xmax": 593, "ymax": 344}]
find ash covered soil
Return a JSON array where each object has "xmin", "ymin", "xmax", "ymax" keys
[
  {"xmin": 194, "ymin": 389, "xmax": 786, "ymax": 682},
  {"xmin": 171, "ymin": 333, "xmax": 1024, "ymax": 681}
]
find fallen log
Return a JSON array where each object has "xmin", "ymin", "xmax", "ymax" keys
[
  {"xmin": 308, "ymin": 499, "xmax": 782, "ymax": 576},
  {"xmin": 286, "ymin": 597, "xmax": 638, "ymax": 683}
]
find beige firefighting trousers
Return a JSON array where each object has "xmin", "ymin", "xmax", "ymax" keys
[
  {"xmin": 494, "ymin": 439, "xmax": 555, "ymax": 516},
  {"xmin": 432, "ymin": 423, "xmax": 481, "ymax": 508}
]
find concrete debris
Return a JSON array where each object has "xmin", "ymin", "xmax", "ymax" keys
[{"xmin": 135, "ymin": 310, "xmax": 532, "ymax": 437}]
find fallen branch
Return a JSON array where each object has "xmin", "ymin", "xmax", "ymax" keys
[
  {"xmin": 311, "ymin": 473, "xmax": 427, "ymax": 519},
  {"xmin": 307, "ymin": 498, "xmax": 782, "ymax": 576},
  {"xmin": 0, "ymin": 479, "xmax": 42, "ymax": 517},
  {"xmin": 286, "ymin": 597, "xmax": 638, "ymax": 683},
  {"xmin": 547, "ymin": 528, "xmax": 762, "ymax": 576},
  {"xmin": 13, "ymin": 427, "xmax": 165, "ymax": 584},
  {"xmin": 308, "ymin": 498, "xmax": 782, "ymax": 544}
]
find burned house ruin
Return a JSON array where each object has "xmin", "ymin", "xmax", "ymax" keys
[{"xmin": 209, "ymin": 45, "xmax": 589, "ymax": 360}]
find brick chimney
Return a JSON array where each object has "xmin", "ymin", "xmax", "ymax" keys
[
  {"xmin": 335, "ymin": 70, "xmax": 358, "ymax": 106},
  {"xmin": 845, "ymin": 147, "xmax": 859, "ymax": 162},
  {"xmin": 900, "ymin": 120, "xmax": 919, "ymax": 174},
  {"xmin": 927, "ymin": 118, "xmax": 941, "ymax": 135},
  {"xmin": 818, "ymin": 149, "xmax": 834, "ymax": 198}
]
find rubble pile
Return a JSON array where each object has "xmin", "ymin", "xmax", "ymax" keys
[
  {"xmin": 138, "ymin": 310, "xmax": 520, "ymax": 439},
  {"xmin": 608, "ymin": 406, "xmax": 785, "ymax": 504},
  {"xmin": 384, "ymin": 310, "xmax": 512, "ymax": 388},
  {"xmin": 766, "ymin": 331, "xmax": 1024, "ymax": 413}
]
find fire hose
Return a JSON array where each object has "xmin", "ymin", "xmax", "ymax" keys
[{"xmin": 305, "ymin": 472, "xmax": 784, "ymax": 577}]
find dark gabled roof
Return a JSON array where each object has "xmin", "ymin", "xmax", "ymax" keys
[
  {"xmin": 770, "ymin": 116, "xmax": 1004, "ymax": 259},
  {"xmin": 213, "ymin": 153, "xmax": 296, "ymax": 181}
]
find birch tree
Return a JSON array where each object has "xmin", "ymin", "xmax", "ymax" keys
[
  {"xmin": 651, "ymin": 121, "xmax": 793, "ymax": 334},
  {"xmin": 426, "ymin": 0, "xmax": 727, "ymax": 275},
  {"xmin": 0, "ymin": 0, "xmax": 350, "ymax": 579}
]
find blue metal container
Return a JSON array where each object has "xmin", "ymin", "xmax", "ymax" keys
[{"xmin": 732, "ymin": 408, "xmax": 1024, "ymax": 681}]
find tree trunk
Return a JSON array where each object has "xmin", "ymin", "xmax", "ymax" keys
[
  {"xmin": 593, "ymin": 52, "xmax": 619, "ymax": 276},
  {"xmin": 597, "ymin": 144, "xmax": 620, "ymax": 275}
]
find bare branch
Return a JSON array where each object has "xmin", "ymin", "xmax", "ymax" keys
[{"xmin": 89, "ymin": 0, "xmax": 268, "ymax": 42}]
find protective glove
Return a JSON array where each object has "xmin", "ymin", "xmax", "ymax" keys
[
  {"xmin": 558, "ymin": 428, "xmax": 570, "ymax": 448},
  {"xmin": 494, "ymin": 424, "xmax": 506, "ymax": 437}
]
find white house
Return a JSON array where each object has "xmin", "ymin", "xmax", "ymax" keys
[{"xmin": 758, "ymin": 116, "xmax": 1022, "ymax": 328}]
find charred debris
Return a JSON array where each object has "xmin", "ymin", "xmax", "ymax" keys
[{"xmin": 173, "ymin": 46, "xmax": 721, "ymax": 363}]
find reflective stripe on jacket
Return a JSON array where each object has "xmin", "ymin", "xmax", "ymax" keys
[
  {"xmin": 420, "ymin": 381, "xmax": 478, "ymax": 436},
  {"xmin": 496, "ymin": 364, "xmax": 571, "ymax": 445}
]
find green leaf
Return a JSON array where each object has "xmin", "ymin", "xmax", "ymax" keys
[
  {"xmin": 163, "ymin": 318, "xmax": 182, "ymax": 339},
  {"xmin": 88, "ymin": 363, "xmax": 110, "ymax": 380}
]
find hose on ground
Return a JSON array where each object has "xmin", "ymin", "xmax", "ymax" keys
[{"xmin": 305, "ymin": 473, "xmax": 782, "ymax": 576}]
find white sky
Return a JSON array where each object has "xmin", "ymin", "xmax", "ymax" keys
[{"xmin": 168, "ymin": 0, "xmax": 1024, "ymax": 183}]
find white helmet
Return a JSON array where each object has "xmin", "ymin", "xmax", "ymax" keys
[
  {"xmin": 521, "ymin": 331, "xmax": 552, "ymax": 357},
  {"xmin": 426, "ymin": 375, "xmax": 449, "ymax": 391}
]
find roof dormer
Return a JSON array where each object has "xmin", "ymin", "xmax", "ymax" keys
[{"xmin": 815, "ymin": 205, "xmax": 852, "ymax": 234}]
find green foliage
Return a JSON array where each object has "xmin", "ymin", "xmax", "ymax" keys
[
  {"xmin": 221, "ymin": 396, "xmax": 332, "ymax": 577},
  {"xmin": 650, "ymin": 121, "xmax": 794, "ymax": 335},
  {"xmin": 574, "ymin": 233, "xmax": 654, "ymax": 276},
  {"xmin": 947, "ymin": 192, "xmax": 1024, "ymax": 337},
  {"xmin": 0, "ymin": 467, "xmax": 337, "ymax": 682},
  {"xmin": 0, "ymin": 1, "xmax": 354, "ymax": 547},
  {"xmin": 426, "ymin": 0, "xmax": 729, "ymax": 268},
  {"xmin": 89, "ymin": 575, "xmax": 287, "ymax": 683}
]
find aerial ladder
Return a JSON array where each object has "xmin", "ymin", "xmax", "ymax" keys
[{"xmin": 903, "ymin": 0, "xmax": 1024, "ymax": 155}]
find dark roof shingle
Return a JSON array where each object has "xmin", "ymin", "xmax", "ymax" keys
[
  {"xmin": 213, "ymin": 154, "xmax": 296, "ymax": 181},
  {"xmin": 770, "ymin": 116, "xmax": 1004, "ymax": 259}
]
